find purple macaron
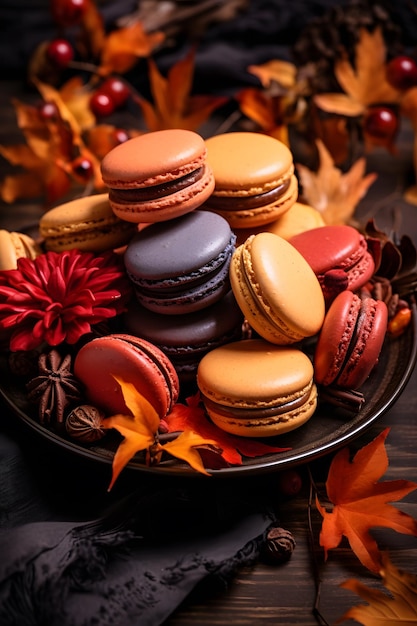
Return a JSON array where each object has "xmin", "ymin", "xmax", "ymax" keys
[{"xmin": 123, "ymin": 210, "xmax": 236, "ymax": 314}]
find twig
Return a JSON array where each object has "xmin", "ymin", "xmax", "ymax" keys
[{"xmin": 307, "ymin": 465, "xmax": 330, "ymax": 626}]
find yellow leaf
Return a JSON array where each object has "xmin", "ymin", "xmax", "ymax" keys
[
  {"xmin": 297, "ymin": 139, "xmax": 377, "ymax": 225},
  {"xmin": 163, "ymin": 430, "xmax": 219, "ymax": 476},
  {"xmin": 111, "ymin": 376, "xmax": 160, "ymax": 434},
  {"xmin": 334, "ymin": 27, "xmax": 401, "ymax": 108},
  {"xmin": 314, "ymin": 93, "xmax": 365, "ymax": 117},
  {"xmin": 99, "ymin": 22, "xmax": 165, "ymax": 76},
  {"xmin": 247, "ymin": 59, "xmax": 297, "ymax": 89},
  {"xmin": 338, "ymin": 554, "xmax": 417, "ymax": 624}
]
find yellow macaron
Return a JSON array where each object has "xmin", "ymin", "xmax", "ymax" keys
[
  {"xmin": 0, "ymin": 229, "xmax": 42, "ymax": 270},
  {"xmin": 230, "ymin": 232, "xmax": 325, "ymax": 344},
  {"xmin": 39, "ymin": 194, "xmax": 137, "ymax": 253},
  {"xmin": 197, "ymin": 338, "xmax": 317, "ymax": 437}
]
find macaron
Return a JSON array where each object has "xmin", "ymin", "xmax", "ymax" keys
[
  {"xmin": 203, "ymin": 131, "xmax": 298, "ymax": 229},
  {"xmin": 39, "ymin": 194, "xmax": 137, "ymax": 253},
  {"xmin": 234, "ymin": 201, "xmax": 326, "ymax": 245},
  {"xmin": 289, "ymin": 225, "xmax": 375, "ymax": 305},
  {"xmin": 314, "ymin": 290, "xmax": 388, "ymax": 390},
  {"xmin": 100, "ymin": 129, "xmax": 215, "ymax": 223},
  {"xmin": 123, "ymin": 290, "xmax": 244, "ymax": 384},
  {"xmin": 74, "ymin": 333, "xmax": 179, "ymax": 418},
  {"xmin": 0, "ymin": 229, "xmax": 42, "ymax": 270},
  {"xmin": 123, "ymin": 210, "xmax": 236, "ymax": 314},
  {"xmin": 230, "ymin": 232, "xmax": 325, "ymax": 344},
  {"xmin": 197, "ymin": 338, "xmax": 318, "ymax": 437}
]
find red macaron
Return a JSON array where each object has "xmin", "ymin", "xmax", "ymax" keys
[
  {"xmin": 289, "ymin": 225, "xmax": 375, "ymax": 305},
  {"xmin": 74, "ymin": 334, "xmax": 179, "ymax": 418},
  {"xmin": 314, "ymin": 290, "xmax": 388, "ymax": 390}
]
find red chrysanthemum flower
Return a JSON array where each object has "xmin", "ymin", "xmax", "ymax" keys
[{"xmin": 0, "ymin": 249, "xmax": 132, "ymax": 351}]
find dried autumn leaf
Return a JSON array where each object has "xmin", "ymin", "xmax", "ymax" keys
[
  {"xmin": 338, "ymin": 553, "xmax": 417, "ymax": 625},
  {"xmin": 133, "ymin": 46, "xmax": 228, "ymax": 131},
  {"xmin": 103, "ymin": 378, "xmax": 218, "ymax": 489},
  {"xmin": 235, "ymin": 88, "xmax": 290, "ymax": 145},
  {"xmin": 247, "ymin": 59, "xmax": 297, "ymax": 89},
  {"xmin": 98, "ymin": 21, "xmax": 165, "ymax": 76},
  {"xmin": 166, "ymin": 392, "xmax": 290, "ymax": 467},
  {"xmin": 59, "ymin": 76, "xmax": 96, "ymax": 131},
  {"xmin": 297, "ymin": 139, "xmax": 377, "ymax": 225},
  {"xmin": 314, "ymin": 27, "xmax": 401, "ymax": 119},
  {"xmin": 316, "ymin": 428, "xmax": 417, "ymax": 573}
]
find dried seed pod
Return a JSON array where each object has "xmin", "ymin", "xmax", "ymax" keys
[
  {"xmin": 65, "ymin": 405, "xmax": 106, "ymax": 443},
  {"xmin": 261, "ymin": 525, "xmax": 296, "ymax": 564}
]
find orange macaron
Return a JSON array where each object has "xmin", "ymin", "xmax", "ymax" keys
[
  {"xmin": 203, "ymin": 132, "xmax": 298, "ymax": 229},
  {"xmin": 197, "ymin": 338, "xmax": 317, "ymax": 437},
  {"xmin": 101, "ymin": 129, "xmax": 215, "ymax": 223}
]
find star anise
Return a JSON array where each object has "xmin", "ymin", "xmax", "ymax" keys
[{"xmin": 26, "ymin": 349, "xmax": 83, "ymax": 425}]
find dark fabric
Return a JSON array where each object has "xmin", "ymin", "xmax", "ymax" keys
[{"xmin": 0, "ymin": 423, "xmax": 276, "ymax": 626}]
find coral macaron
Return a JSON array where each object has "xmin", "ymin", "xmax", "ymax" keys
[
  {"xmin": 203, "ymin": 132, "xmax": 298, "ymax": 229},
  {"xmin": 230, "ymin": 232, "xmax": 325, "ymax": 344},
  {"xmin": 100, "ymin": 129, "xmax": 215, "ymax": 223},
  {"xmin": 74, "ymin": 334, "xmax": 179, "ymax": 418},
  {"xmin": 39, "ymin": 194, "xmax": 136, "ymax": 253},
  {"xmin": 314, "ymin": 290, "xmax": 388, "ymax": 390},
  {"xmin": 197, "ymin": 338, "xmax": 317, "ymax": 437}
]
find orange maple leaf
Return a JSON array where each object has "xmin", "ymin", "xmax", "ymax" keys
[
  {"xmin": 103, "ymin": 377, "xmax": 219, "ymax": 489},
  {"xmin": 0, "ymin": 80, "xmax": 104, "ymax": 205},
  {"xmin": 98, "ymin": 21, "xmax": 165, "ymax": 76},
  {"xmin": 133, "ymin": 46, "xmax": 228, "ymax": 131},
  {"xmin": 338, "ymin": 553, "xmax": 417, "ymax": 624},
  {"xmin": 317, "ymin": 428, "xmax": 417, "ymax": 573},
  {"xmin": 235, "ymin": 88, "xmax": 290, "ymax": 145},
  {"xmin": 165, "ymin": 392, "xmax": 291, "ymax": 466}
]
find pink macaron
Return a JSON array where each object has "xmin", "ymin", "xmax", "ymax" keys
[
  {"xmin": 74, "ymin": 333, "xmax": 179, "ymax": 418},
  {"xmin": 289, "ymin": 225, "xmax": 375, "ymax": 305},
  {"xmin": 314, "ymin": 290, "xmax": 388, "ymax": 389},
  {"xmin": 100, "ymin": 129, "xmax": 215, "ymax": 223}
]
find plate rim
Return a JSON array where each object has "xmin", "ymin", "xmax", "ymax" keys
[{"xmin": 1, "ymin": 302, "xmax": 416, "ymax": 478}]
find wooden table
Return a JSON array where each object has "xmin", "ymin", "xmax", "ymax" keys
[{"xmin": 1, "ymin": 79, "xmax": 417, "ymax": 626}]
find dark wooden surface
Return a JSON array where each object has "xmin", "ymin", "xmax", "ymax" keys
[{"xmin": 1, "ymin": 79, "xmax": 417, "ymax": 626}]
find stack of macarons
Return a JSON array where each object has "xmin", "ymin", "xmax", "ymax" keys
[{"xmin": 98, "ymin": 129, "xmax": 244, "ymax": 385}]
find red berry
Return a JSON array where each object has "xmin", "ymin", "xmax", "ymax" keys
[
  {"xmin": 276, "ymin": 469, "xmax": 303, "ymax": 497},
  {"xmin": 363, "ymin": 106, "xmax": 399, "ymax": 140},
  {"xmin": 113, "ymin": 128, "xmax": 130, "ymax": 144},
  {"xmin": 39, "ymin": 101, "xmax": 60, "ymax": 120},
  {"xmin": 46, "ymin": 39, "xmax": 74, "ymax": 68},
  {"xmin": 72, "ymin": 156, "xmax": 94, "ymax": 182},
  {"xmin": 50, "ymin": 0, "xmax": 87, "ymax": 27},
  {"xmin": 386, "ymin": 55, "xmax": 417, "ymax": 90},
  {"xmin": 89, "ymin": 92, "xmax": 115, "ymax": 117},
  {"xmin": 100, "ymin": 78, "xmax": 130, "ymax": 108}
]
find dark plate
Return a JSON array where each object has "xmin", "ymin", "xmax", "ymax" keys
[{"xmin": 1, "ymin": 304, "xmax": 416, "ymax": 478}]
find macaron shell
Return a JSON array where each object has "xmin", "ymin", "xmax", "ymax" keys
[
  {"xmin": 74, "ymin": 334, "xmax": 179, "ymax": 417},
  {"xmin": 0, "ymin": 230, "xmax": 42, "ymax": 270},
  {"xmin": 101, "ymin": 129, "xmax": 208, "ymax": 188},
  {"xmin": 314, "ymin": 291, "xmax": 361, "ymax": 386},
  {"xmin": 206, "ymin": 383, "xmax": 317, "ymax": 437},
  {"xmin": 197, "ymin": 338, "xmax": 317, "ymax": 437},
  {"xmin": 39, "ymin": 194, "xmax": 136, "ymax": 252},
  {"xmin": 230, "ymin": 233, "xmax": 325, "ymax": 344},
  {"xmin": 205, "ymin": 132, "xmax": 294, "ymax": 194},
  {"xmin": 314, "ymin": 290, "xmax": 388, "ymax": 389},
  {"xmin": 124, "ymin": 211, "xmax": 235, "ymax": 314},
  {"xmin": 234, "ymin": 201, "xmax": 326, "ymax": 245},
  {"xmin": 208, "ymin": 174, "xmax": 298, "ymax": 229},
  {"xmin": 109, "ymin": 164, "xmax": 215, "ymax": 223},
  {"xmin": 337, "ymin": 297, "xmax": 388, "ymax": 389}
]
